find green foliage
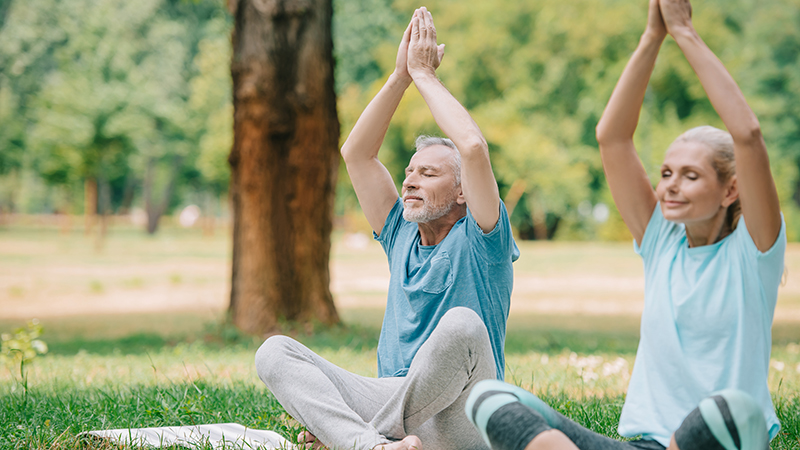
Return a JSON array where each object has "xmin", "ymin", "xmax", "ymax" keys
[
  {"xmin": 333, "ymin": 0, "xmax": 405, "ymax": 90},
  {"xmin": 336, "ymin": 0, "xmax": 800, "ymax": 240},
  {"xmin": 0, "ymin": 0, "xmax": 232, "ymax": 219},
  {"xmin": 1, "ymin": 319, "xmax": 48, "ymax": 378},
  {"xmin": 2, "ymin": 0, "xmax": 800, "ymax": 239}
]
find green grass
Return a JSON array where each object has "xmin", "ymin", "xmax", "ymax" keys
[
  {"xmin": 1, "ymin": 223, "xmax": 799, "ymax": 449},
  {"xmin": 2, "ymin": 315, "xmax": 799, "ymax": 449}
]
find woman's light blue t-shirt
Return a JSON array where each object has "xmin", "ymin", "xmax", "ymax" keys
[
  {"xmin": 374, "ymin": 199, "xmax": 519, "ymax": 380},
  {"xmin": 618, "ymin": 204, "xmax": 786, "ymax": 447}
]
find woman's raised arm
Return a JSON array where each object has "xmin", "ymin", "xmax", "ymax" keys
[
  {"xmin": 660, "ymin": 0, "xmax": 781, "ymax": 251},
  {"xmin": 595, "ymin": 0, "xmax": 664, "ymax": 246}
]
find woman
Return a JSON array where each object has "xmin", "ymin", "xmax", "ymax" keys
[{"xmin": 465, "ymin": 0, "xmax": 784, "ymax": 449}]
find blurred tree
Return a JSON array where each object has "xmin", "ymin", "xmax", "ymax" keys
[
  {"xmin": 0, "ymin": 0, "xmax": 230, "ymax": 235},
  {"xmin": 228, "ymin": 0, "xmax": 340, "ymax": 333},
  {"xmin": 2, "ymin": 0, "xmax": 798, "ymax": 243},
  {"xmin": 332, "ymin": 0, "xmax": 402, "ymax": 90},
  {"xmin": 0, "ymin": 0, "xmax": 11, "ymax": 29},
  {"xmin": 0, "ymin": 0, "xmax": 64, "ymax": 215},
  {"xmin": 737, "ymin": 3, "xmax": 800, "ymax": 223},
  {"xmin": 337, "ymin": 0, "xmax": 800, "ymax": 240},
  {"xmin": 189, "ymin": 18, "xmax": 234, "ymax": 232},
  {"xmin": 26, "ymin": 0, "xmax": 189, "ymax": 238}
]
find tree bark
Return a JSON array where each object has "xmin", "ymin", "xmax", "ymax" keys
[
  {"xmin": 228, "ymin": 0, "xmax": 340, "ymax": 334},
  {"xmin": 143, "ymin": 155, "xmax": 182, "ymax": 235},
  {"xmin": 84, "ymin": 178, "xmax": 97, "ymax": 235},
  {"xmin": 94, "ymin": 177, "xmax": 111, "ymax": 252},
  {"xmin": 527, "ymin": 194, "xmax": 549, "ymax": 241}
]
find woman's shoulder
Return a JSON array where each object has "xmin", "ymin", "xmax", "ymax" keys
[
  {"xmin": 729, "ymin": 214, "xmax": 787, "ymax": 259},
  {"xmin": 636, "ymin": 203, "xmax": 685, "ymax": 259}
]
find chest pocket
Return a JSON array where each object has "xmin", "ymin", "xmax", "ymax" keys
[{"xmin": 422, "ymin": 252, "xmax": 453, "ymax": 294}]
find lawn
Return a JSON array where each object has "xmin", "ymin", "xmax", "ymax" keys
[{"xmin": 1, "ymin": 220, "xmax": 799, "ymax": 449}]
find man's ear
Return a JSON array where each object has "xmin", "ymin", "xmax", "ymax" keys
[
  {"xmin": 456, "ymin": 186, "xmax": 466, "ymax": 205},
  {"xmin": 722, "ymin": 175, "xmax": 739, "ymax": 207}
]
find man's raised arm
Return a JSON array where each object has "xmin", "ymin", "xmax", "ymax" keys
[
  {"xmin": 406, "ymin": 8, "xmax": 500, "ymax": 233},
  {"xmin": 340, "ymin": 21, "xmax": 416, "ymax": 235}
]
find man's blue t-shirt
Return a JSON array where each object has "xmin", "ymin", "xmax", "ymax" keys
[{"xmin": 374, "ymin": 199, "xmax": 519, "ymax": 380}]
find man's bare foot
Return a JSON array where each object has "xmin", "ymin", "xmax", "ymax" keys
[
  {"xmin": 373, "ymin": 435, "xmax": 422, "ymax": 450},
  {"xmin": 298, "ymin": 430, "xmax": 329, "ymax": 450}
]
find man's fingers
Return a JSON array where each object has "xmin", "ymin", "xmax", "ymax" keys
[
  {"xmin": 402, "ymin": 18, "xmax": 413, "ymax": 41},
  {"xmin": 425, "ymin": 9, "xmax": 436, "ymax": 41},
  {"xmin": 410, "ymin": 12, "xmax": 420, "ymax": 41},
  {"xmin": 417, "ymin": 8, "xmax": 428, "ymax": 41},
  {"xmin": 437, "ymin": 43, "xmax": 445, "ymax": 64},
  {"xmin": 400, "ymin": 17, "xmax": 412, "ymax": 51}
]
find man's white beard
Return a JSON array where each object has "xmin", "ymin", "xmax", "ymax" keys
[{"xmin": 402, "ymin": 190, "xmax": 457, "ymax": 223}]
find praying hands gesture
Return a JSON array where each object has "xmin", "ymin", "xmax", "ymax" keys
[
  {"xmin": 342, "ymin": 7, "xmax": 500, "ymax": 236},
  {"xmin": 406, "ymin": 8, "xmax": 445, "ymax": 80},
  {"xmin": 393, "ymin": 8, "xmax": 445, "ymax": 82},
  {"xmin": 659, "ymin": 0, "xmax": 693, "ymax": 37},
  {"xmin": 596, "ymin": 0, "xmax": 780, "ymax": 250}
]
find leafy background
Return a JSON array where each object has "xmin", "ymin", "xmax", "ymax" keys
[{"xmin": 1, "ymin": 0, "xmax": 799, "ymax": 241}]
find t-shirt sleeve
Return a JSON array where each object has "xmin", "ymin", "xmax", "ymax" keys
[
  {"xmin": 732, "ymin": 215, "xmax": 787, "ymax": 308},
  {"xmin": 634, "ymin": 203, "xmax": 675, "ymax": 265},
  {"xmin": 466, "ymin": 200, "xmax": 520, "ymax": 264},
  {"xmin": 373, "ymin": 198, "xmax": 404, "ymax": 259}
]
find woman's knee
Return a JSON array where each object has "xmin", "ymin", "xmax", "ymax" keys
[
  {"xmin": 674, "ymin": 389, "xmax": 768, "ymax": 450},
  {"xmin": 465, "ymin": 380, "xmax": 557, "ymax": 450},
  {"xmin": 466, "ymin": 380, "xmax": 521, "ymax": 425},
  {"xmin": 466, "ymin": 380, "xmax": 557, "ymax": 428}
]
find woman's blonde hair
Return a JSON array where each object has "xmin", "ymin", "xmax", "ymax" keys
[{"xmin": 670, "ymin": 125, "xmax": 741, "ymax": 233}]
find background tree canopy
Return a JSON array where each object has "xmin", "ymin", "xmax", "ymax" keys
[{"xmin": 1, "ymin": 0, "xmax": 799, "ymax": 240}]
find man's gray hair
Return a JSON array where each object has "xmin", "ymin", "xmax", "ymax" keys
[{"xmin": 414, "ymin": 135, "xmax": 462, "ymax": 186}]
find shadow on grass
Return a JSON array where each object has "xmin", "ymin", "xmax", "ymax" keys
[
  {"xmin": 23, "ymin": 309, "xmax": 800, "ymax": 358},
  {"xmin": 42, "ymin": 319, "xmax": 382, "ymax": 357},
  {"xmin": 40, "ymin": 314, "xmax": 641, "ymax": 357},
  {"xmin": 47, "ymin": 333, "xmax": 181, "ymax": 356},
  {"xmin": 505, "ymin": 328, "xmax": 639, "ymax": 355}
]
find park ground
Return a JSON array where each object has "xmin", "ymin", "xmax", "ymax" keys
[{"xmin": 1, "ymin": 219, "xmax": 799, "ymax": 449}]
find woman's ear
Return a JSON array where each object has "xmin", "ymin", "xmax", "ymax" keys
[{"xmin": 722, "ymin": 175, "xmax": 739, "ymax": 207}]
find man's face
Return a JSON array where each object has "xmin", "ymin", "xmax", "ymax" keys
[{"xmin": 401, "ymin": 145, "xmax": 461, "ymax": 223}]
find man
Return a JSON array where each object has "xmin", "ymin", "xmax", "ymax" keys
[{"xmin": 255, "ymin": 8, "xmax": 518, "ymax": 450}]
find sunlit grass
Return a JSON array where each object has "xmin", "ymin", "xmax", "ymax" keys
[
  {"xmin": 2, "ymin": 317, "xmax": 799, "ymax": 449},
  {"xmin": 1, "ymin": 223, "xmax": 799, "ymax": 448}
]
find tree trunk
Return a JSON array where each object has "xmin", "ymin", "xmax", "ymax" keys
[
  {"xmin": 118, "ymin": 175, "xmax": 136, "ymax": 216},
  {"xmin": 527, "ymin": 194, "xmax": 549, "ymax": 241},
  {"xmin": 143, "ymin": 155, "xmax": 182, "ymax": 235},
  {"xmin": 84, "ymin": 178, "xmax": 97, "ymax": 235},
  {"xmin": 58, "ymin": 185, "xmax": 72, "ymax": 235},
  {"xmin": 228, "ymin": 0, "xmax": 340, "ymax": 334},
  {"xmin": 202, "ymin": 191, "xmax": 215, "ymax": 237},
  {"xmin": 503, "ymin": 179, "xmax": 527, "ymax": 219}
]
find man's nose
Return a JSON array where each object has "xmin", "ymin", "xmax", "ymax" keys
[{"xmin": 403, "ymin": 174, "xmax": 418, "ymax": 190}]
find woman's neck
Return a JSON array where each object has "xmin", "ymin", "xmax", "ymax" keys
[{"xmin": 684, "ymin": 206, "xmax": 730, "ymax": 247}]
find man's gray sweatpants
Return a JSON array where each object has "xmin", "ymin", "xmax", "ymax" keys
[{"xmin": 255, "ymin": 307, "xmax": 496, "ymax": 450}]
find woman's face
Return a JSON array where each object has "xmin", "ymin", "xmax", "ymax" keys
[{"xmin": 655, "ymin": 141, "xmax": 735, "ymax": 224}]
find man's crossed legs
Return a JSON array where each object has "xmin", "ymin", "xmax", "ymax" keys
[{"xmin": 255, "ymin": 307, "xmax": 495, "ymax": 450}]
